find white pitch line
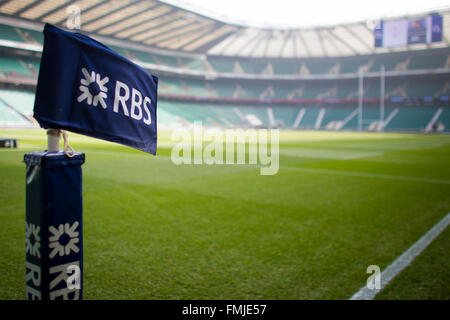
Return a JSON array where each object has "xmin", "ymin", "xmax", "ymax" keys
[
  {"xmin": 350, "ymin": 213, "xmax": 450, "ymax": 300},
  {"xmin": 283, "ymin": 166, "xmax": 450, "ymax": 185},
  {"xmin": 279, "ymin": 148, "xmax": 384, "ymax": 160}
]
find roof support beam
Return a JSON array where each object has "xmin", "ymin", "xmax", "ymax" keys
[
  {"xmin": 329, "ymin": 28, "xmax": 360, "ymax": 55},
  {"xmin": 247, "ymin": 30, "xmax": 269, "ymax": 57},
  {"xmin": 98, "ymin": 5, "xmax": 173, "ymax": 36},
  {"xmin": 82, "ymin": 1, "xmax": 157, "ymax": 32},
  {"xmin": 9, "ymin": 0, "xmax": 39, "ymax": 16},
  {"xmin": 278, "ymin": 30, "xmax": 291, "ymax": 57},
  {"xmin": 317, "ymin": 29, "xmax": 328, "ymax": 56},
  {"xmin": 234, "ymin": 29, "xmax": 262, "ymax": 57},
  {"xmin": 343, "ymin": 24, "xmax": 373, "ymax": 52},
  {"xmin": 75, "ymin": 0, "xmax": 138, "ymax": 27},
  {"xmin": 297, "ymin": 30, "xmax": 311, "ymax": 57},
  {"xmin": 29, "ymin": 1, "xmax": 70, "ymax": 20}
]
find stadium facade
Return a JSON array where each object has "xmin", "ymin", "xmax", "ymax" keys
[{"xmin": 0, "ymin": 0, "xmax": 449, "ymax": 132}]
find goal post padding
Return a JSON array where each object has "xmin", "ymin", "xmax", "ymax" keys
[{"xmin": 24, "ymin": 151, "xmax": 84, "ymax": 300}]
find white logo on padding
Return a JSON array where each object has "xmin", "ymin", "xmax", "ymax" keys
[
  {"xmin": 48, "ymin": 222, "xmax": 80, "ymax": 259},
  {"xmin": 26, "ymin": 222, "xmax": 40, "ymax": 258},
  {"xmin": 77, "ymin": 68, "xmax": 109, "ymax": 109}
]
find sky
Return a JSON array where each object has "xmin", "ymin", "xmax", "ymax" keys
[{"xmin": 161, "ymin": 0, "xmax": 450, "ymax": 28}]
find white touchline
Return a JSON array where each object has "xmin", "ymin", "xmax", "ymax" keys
[
  {"xmin": 350, "ymin": 212, "xmax": 450, "ymax": 300},
  {"xmin": 283, "ymin": 167, "xmax": 450, "ymax": 185}
]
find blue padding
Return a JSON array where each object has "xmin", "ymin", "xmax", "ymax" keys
[{"xmin": 25, "ymin": 151, "xmax": 84, "ymax": 300}]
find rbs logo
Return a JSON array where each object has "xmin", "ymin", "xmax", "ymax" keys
[{"xmin": 77, "ymin": 67, "xmax": 152, "ymax": 125}]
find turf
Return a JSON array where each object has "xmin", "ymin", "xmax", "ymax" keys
[{"xmin": 0, "ymin": 129, "xmax": 449, "ymax": 299}]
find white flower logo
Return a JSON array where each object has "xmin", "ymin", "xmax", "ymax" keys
[
  {"xmin": 77, "ymin": 68, "xmax": 109, "ymax": 109},
  {"xmin": 48, "ymin": 222, "xmax": 80, "ymax": 259},
  {"xmin": 26, "ymin": 222, "xmax": 40, "ymax": 258}
]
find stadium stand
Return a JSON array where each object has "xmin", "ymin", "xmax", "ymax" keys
[
  {"xmin": 0, "ymin": 89, "xmax": 35, "ymax": 116},
  {"xmin": 0, "ymin": 2, "xmax": 449, "ymax": 133},
  {"xmin": 0, "ymin": 97, "xmax": 32, "ymax": 127},
  {"xmin": 385, "ymin": 106, "xmax": 441, "ymax": 132},
  {"xmin": 0, "ymin": 24, "xmax": 27, "ymax": 43}
]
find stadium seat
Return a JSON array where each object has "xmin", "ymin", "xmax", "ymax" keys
[{"xmin": 0, "ymin": 99, "xmax": 32, "ymax": 127}]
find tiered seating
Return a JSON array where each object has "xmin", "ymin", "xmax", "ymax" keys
[
  {"xmin": 0, "ymin": 56, "xmax": 33, "ymax": 75},
  {"xmin": 340, "ymin": 57, "xmax": 371, "ymax": 74},
  {"xmin": 238, "ymin": 60, "xmax": 266, "ymax": 74},
  {"xmin": 159, "ymin": 78, "xmax": 209, "ymax": 96},
  {"xmin": 373, "ymin": 55, "xmax": 408, "ymax": 72},
  {"xmin": 20, "ymin": 57, "xmax": 40, "ymax": 75},
  {"xmin": 0, "ymin": 86, "xmax": 446, "ymax": 132},
  {"xmin": 206, "ymin": 49, "xmax": 450, "ymax": 75},
  {"xmin": 406, "ymin": 79, "xmax": 442, "ymax": 98},
  {"xmin": 272, "ymin": 107, "xmax": 302, "ymax": 127},
  {"xmin": 234, "ymin": 83, "xmax": 261, "ymax": 99},
  {"xmin": 304, "ymin": 60, "xmax": 335, "ymax": 75},
  {"xmin": 160, "ymin": 101, "xmax": 243, "ymax": 126},
  {"xmin": 157, "ymin": 104, "xmax": 449, "ymax": 132},
  {"xmin": 204, "ymin": 105, "xmax": 242, "ymax": 125},
  {"xmin": 157, "ymin": 107, "xmax": 181, "ymax": 126},
  {"xmin": 273, "ymin": 61, "xmax": 296, "ymax": 75},
  {"xmin": 185, "ymin": 80, "xmax": 208, "ymax": 97},
  {"xmin": 360, "ymin": 82, "xmax": 381, "ymax": 99},
  {"xmin": 385, "ymin": 106, "xmax": 439, "ymax": 131},
  {"xmin": 272, "ymin": 84, "xmax": 303, "ymax": 99},
  {"xmin": 181, "ymin": 57, "xmax": 205, "ymax": 71},
  {"xmin": 0, "ymin": 99, "xmax": 32, "ymax": 127},
  {"xmin": 0, "ymin": 24, "xmax": 449, "ymax": 133},
  {"xmin": 184, "ymin": 103, "xmax": 229, "ymax": 125},
  {"xmin": 156, "ymin": 77, "xmax": 446, "ymax": 102},
  {"xmin": 159, "ymin": 78, "xmax": 183, "ymax": 95},
  {"xmin": 297, "ymin": 108, "xmax": 321, "ymax": 129},
  {"xmin": 210, "ymin": 81, "xmax": 235, "ymax": 98},
  {"xmin": 151, "ymin": 54, "xmax": 178, "ymax": 69},
  {"xmin": 320, "ymin": 107, "xmax": 354, "ymax": 129},
  {"xmin": 207, "ymin": 59, "xmax": 234, "ymax": 73},
  {"xmin": 433, "ymin": 81, "xmax": 450, "ymax": 98},
  {"xmin": 127, "ymin": 48, "xmax": 156, "ymax": 65},
  {"xmin": 436, "ymin": 108, "xmax": 450, "ymax": 132},
  {"xmin": 0, "ymin": 24, "xmax": 26, "ymax": 43},
  {"xmin": 1, "ymin": 23, "xmax": 449, "ymax": 76},
  {"xmin": 0, "ymin": 24, "xmax": 43, "ymax": 45},
  {"xmin": 0, "ymin": 89, "xmax": 35, "ymax": 116},
  {"xmin": 109, "ymin": 45, "xmax": 129, "ymax": 58},
  {"xmin": 342, "ymin": 106, "xmax": 384, "ymax": 130},
  {"xmin": 16, "ymin": 27, "xmax": 43, "ymax": 45},
  {"xmin": 134, "ymin": 72, "xmax": 449, "ymax": 104},
  {"xmin": 237, "ymin": 105, "xmax": 270, "ymax": 126},
  {"xmin": 409, "ymin": 52, "xmax": 448, "ymax": 70},
  {"xmin": 160, "ymin": 101, "xmax": 202, "ymax": 123}
]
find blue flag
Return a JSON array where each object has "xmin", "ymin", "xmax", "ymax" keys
[{"xmin": 34, "ymin": 24, "xmax": 158, "ymax": 155}]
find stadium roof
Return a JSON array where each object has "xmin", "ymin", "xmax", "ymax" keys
[
  {"xmin": 0, "ymin": 0, "xmax": 449, "ymax": 58},
  {"xmin": 162, "ymin": 0, "xmax": 450, "ymax": 29}
]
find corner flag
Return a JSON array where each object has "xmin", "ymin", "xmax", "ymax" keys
[{"xmin": 33, "ymin": 24, "xmax": 158, "ymax": 154}]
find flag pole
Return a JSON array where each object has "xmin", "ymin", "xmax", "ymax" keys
[{"xmin": 47, "ymin": 129, "xmax": 60, "ymax": 152}]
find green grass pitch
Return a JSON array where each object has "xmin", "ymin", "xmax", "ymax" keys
[{"xmin": 0, "ymin": 128, "xmax": 449, "ymax": 299}]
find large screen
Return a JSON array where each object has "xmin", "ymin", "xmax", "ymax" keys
[{"xmin": 374, "ymin": 14, "xmax": 442, "ymax": 48}]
